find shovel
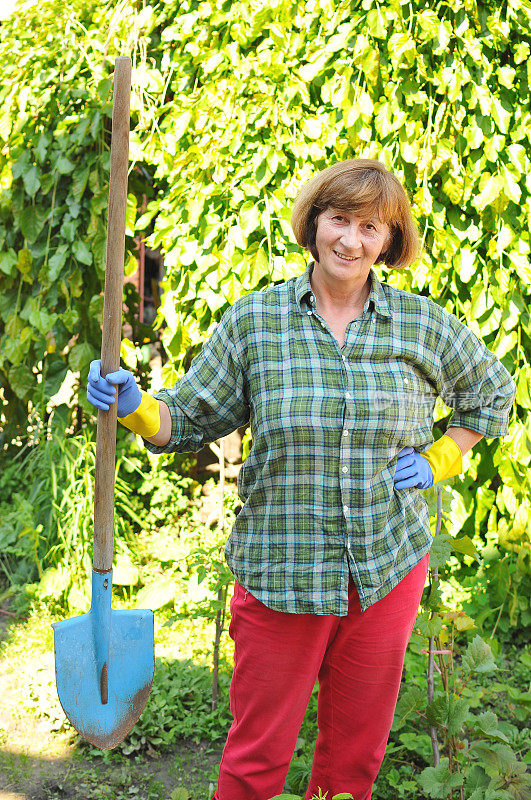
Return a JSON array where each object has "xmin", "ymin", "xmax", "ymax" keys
[{"xmin": 52, "ymin": 56, "xmax": 155, "ymax": 750}]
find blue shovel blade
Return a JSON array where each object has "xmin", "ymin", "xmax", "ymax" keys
[{"xmin": 53, "ymin": 607, "xmax": 154, "ymax": 749}]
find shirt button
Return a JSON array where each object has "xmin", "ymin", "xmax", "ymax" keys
[
  {"xmin": 343, "ymin": 429, "xmax": 349, "ymax": 436},
  {"xmin": 310, "ymin": 294, "xmax": 315, "ymax": 303},
  {"xmin": 307, "ymin": 310, "xmax": 312, "ymax": 316},
  {"xmin": 345, "ymin": 391, "xmax": 351, "ymax": 399},
  {"xmin": 342, "ymin": 466, "xmax": 348, "ymax": 473},
  {"xmin": 343, "ymin": 505, "xmax": 349, "ymax": 514},
  {"xmin": 342, "ymin": 355, "xmax": 347, "ymax": 361}
]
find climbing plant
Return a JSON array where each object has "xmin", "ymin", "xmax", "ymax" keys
[{"xmin": 0, "ymin": 0, "xmax": 529, "ymax": 608}]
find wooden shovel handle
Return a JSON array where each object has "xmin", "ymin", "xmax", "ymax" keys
[{"xmin": 93, "ymin": 56, "xmax": 132, "ymax": 572}]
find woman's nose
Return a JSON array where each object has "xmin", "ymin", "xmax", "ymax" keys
[{"xmin": 340, "ymin": 223, "xmax": 361, "ymax": 249}]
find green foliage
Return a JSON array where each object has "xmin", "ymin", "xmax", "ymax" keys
[
  {"xmin": 387, "ymin": 620, "xmax": 531, "ymax": 800},
  {"xmin": 270, "ymin": 793, "xmax": 353, "ymax": 800},
  {"xmin": 0, "ymin": 422, "xmax": 143, "ymax": 609},
  {"xmin": 419, "ymin": 759, "xmax": 465, "ymax": 798},
  {"xmin": 108, "ymin": 657, "xmax": 232, "ymax": 755},
  {"xmin": 460, "ymin": 546, "xmax": 531, "ymax": 644},
  {"xmin": 0, "ymin": 0, "xmax": 160, "ymax": 444},
  {"xmin": 0, "ymin": 0, "xmax": 528, "ymax": 565}
]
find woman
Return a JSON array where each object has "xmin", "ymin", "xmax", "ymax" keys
[{"xmin": 87, "ymin": 159, "xmax": 516, "ymax": 800}]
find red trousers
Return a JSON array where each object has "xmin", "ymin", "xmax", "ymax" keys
[{"xmin": 213, "ymin": 553, "xmax": 429, "ymax": 800}]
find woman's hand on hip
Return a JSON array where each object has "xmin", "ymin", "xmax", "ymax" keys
[{"xmin": 393, "ymin": 446, "xmax": 434, "ymax": 489}]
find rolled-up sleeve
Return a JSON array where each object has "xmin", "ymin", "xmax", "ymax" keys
[
  {"xmin": 144, "ymin": 305, "xmax": 250, "ymax": 454},
  {"xmin": 436, "ymin": 311, "xmax": 516, "ymax": 439}
]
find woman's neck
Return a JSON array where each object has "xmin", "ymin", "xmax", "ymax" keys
[{"xmin": 310, "ymin": 263, "xmax": 371, "ymax": 314}]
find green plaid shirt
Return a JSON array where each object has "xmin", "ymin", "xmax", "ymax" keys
[{"xmin": 146, "ymin": 263, "xmax": 516, "ymax": 615}]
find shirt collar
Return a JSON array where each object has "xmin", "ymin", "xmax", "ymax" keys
[{"xmin": 294, "ymin": 262, "xmax": 392, "ymax": 319}]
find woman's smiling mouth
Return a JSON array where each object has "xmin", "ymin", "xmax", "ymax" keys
[{"xmin": 333, "ymin": 250, "xmax": 358, "ymax": 262}]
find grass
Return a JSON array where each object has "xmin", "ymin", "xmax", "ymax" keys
[{"xmin": 0, "ymin": 589, "xmax": 229, "ymax": 800}]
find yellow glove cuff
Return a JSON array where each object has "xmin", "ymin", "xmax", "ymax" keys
[
  {"xmin": 118, "ymin": 392, "xmax": 161, "ymax": 438},
  {"xmin": 420, "ymin": 434, "xmax": 463, "ymax": 483}
]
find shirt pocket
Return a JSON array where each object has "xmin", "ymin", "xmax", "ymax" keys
[{"xmin": 362, "ymin": 363, "xmax": 436, "ymax": 446}]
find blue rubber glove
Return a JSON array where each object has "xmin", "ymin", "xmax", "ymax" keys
[
  {"xmin": 393, "ymin": 446, "xmax": 434, "ymax": 489},
  {"xmin": 86, "ymin": 359, "xmax": 142, "ymax": 417}
]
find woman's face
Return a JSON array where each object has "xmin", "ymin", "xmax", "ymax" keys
[{"xmin": 314, "ymin": 207, "xmax": 391, "ymax": 283}]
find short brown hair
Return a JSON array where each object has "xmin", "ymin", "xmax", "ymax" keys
[{"xmin": 291, "ymin": 159, "xmax": 421, "ymax": 269}]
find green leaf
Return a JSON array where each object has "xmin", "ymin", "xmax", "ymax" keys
[
  {"xmin": 470, "ymin": 743, "xmax": 524, "ymax": 779},
  {"xmin": 55, "ymin": 155, "xmax": 75, "ymax": 174},
  {"xmin": 426, "ymin": 694, "xmax": 469, "ymax": 736},
  {"xmin": 450, "ymin": 535, "xmax": 479, "ymax": 560},
  {"xmin": 388, "ymin": 31, "xmax": 418, "ymax": 67},
  {"xmin": 60, "ymin": 217, "xmax": 79, "ymax": 243},
  {"xmin": 462, "ymin": 636, "xmax": 498, "ymax": 673},
  {"xmin": 12, "ymin": 149, "xmax": 30, "ymax": 179},
  {"xmin": 73, "ymin": 165, "xmax": 90, "ymax": 202},
  {"xmin": 506, "ymin": 686, "xmax": 531, "ymax": 707},
  {"xmin": 135, "ymin": 577, "xmax": 176, "ymax": 610},
  {"xmin": 20, "ymin": 206, "xmax": 46, "ymax": 243},
  {"xmin": 72, "ymin": 240, "xmax": 93, "ymax": 266},
  {"xmin": 516, "ymin": 367, "xmax": 531, "ymax": 409},
  {"xmin": 68, "ymin": 342, "xmax": 96, "ymax": 374},
  {"xmin": 442, "ymin": 611, "xmax": 476, "ymax": 631},
  {"xmin": 113, "ymin": 561, "xmax": 140, "ymax": 586},
  {"xmin": 124, "ymin": 251, "xmax": 138, "ymax": 277},
  {"xmin": 135, "ymin": 207, "xmax": 157, "ymax": 231},
  {"xmin": 171, "ymin": 109, "xmax": 192, "ymax": 142},
  {"xmin": 28, "ymin": 302, "xmax": 58, "ymax": 335},
  {"xmin": 465, "ymin": 764, "xmax": 490, "ymax": 792},
  {"xmin": 429, "ymin": 534, "xmax": 453, "ymax": 567},
  {"xmin": 48, "ymin": 244, "xmax": 69, "ymax": 281},
  {"xmin": 97, "ymin": 77, "xmax": 112, "ymax": 101},
  {"xmin": 8, "ymin": 364, "xmax": 35, "ymax": 399},
  {"xmin": 416, "ymin": 612, "xmax": 443, "ymax": 637},
  {"xmin": 393, "ymin": 685, "xmax": 425, "ymax": 729},
  {"xmin": 17, "ymin": 247, "xmax": 32, "ymax": 277},
  {"xmin": 0, "ymin": 108, "xmax": 12, "ymax": 142},
  {"xmin": 38, "ymin": 566, "xmax": 70, "ymax": 599},
  {"xmin": 416, "ymin": 10, "xmax": 440, "ymax": 40},
  {"xmin": 4, "ymin": 327, "xmax": 32, "ymax": 365},
  {"xmin": 61, "ymin": 308, "xmax": 80, "ymax": 332},
  {"xmin": 474, "ymin": 711, "xmax": 510, "ymax": 743},
  {"xmin": 493, "ymin": 331, "xmax": 517, "ymax": 358},
  {"xmin": 35, "ymin": 132, "xmax": 51, "ymax": 164},
  {"xmin": 468, "ymin": 787, "xmax": 513, "ymax": 800},
  {"xmin": 126, "ymin": 193, "xmax": 137, "ymax": 236},
  {"xmin": 491, "ymin": 97, "xmax": 511, "ymax": 134},
  {"xmin": 239, "ymin": 201, "xmax": 261, "ymax": 237},
  {"xmin": 267, "ymin": 796, "xmax": 302, "ymax": 800},
  {"xmin": 0, "ymin": 248, "xmax": 17, "ymax": 276},
  {"xmin": 88, "ymin": 294, "xmax": 104, "ymax": 320},
  {"xmin": 120, "ymin": 337, "xmax": 138, "ymax": 370},
  {"xmin": 44, "ymin": 354, "xmax": 68, "ymax": 397},
  {"xmin": 419, "ymin": 759, "xmax": 464, "ymax": 798},
  {"xmin": 5, "ymin": 313, "xmax": 24, "ymax": 338},
  {"xmin": 23, "ymin": 164, "xmax": 40, "ymax": 197},
  {"xmin": 472, "ymin": 174, "xmax": 504, "ymax": 212}
]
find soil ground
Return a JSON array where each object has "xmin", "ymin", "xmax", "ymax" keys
[{"xmin": 0, "ymin": 608, "xmax": 223, "ymax": 800}]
